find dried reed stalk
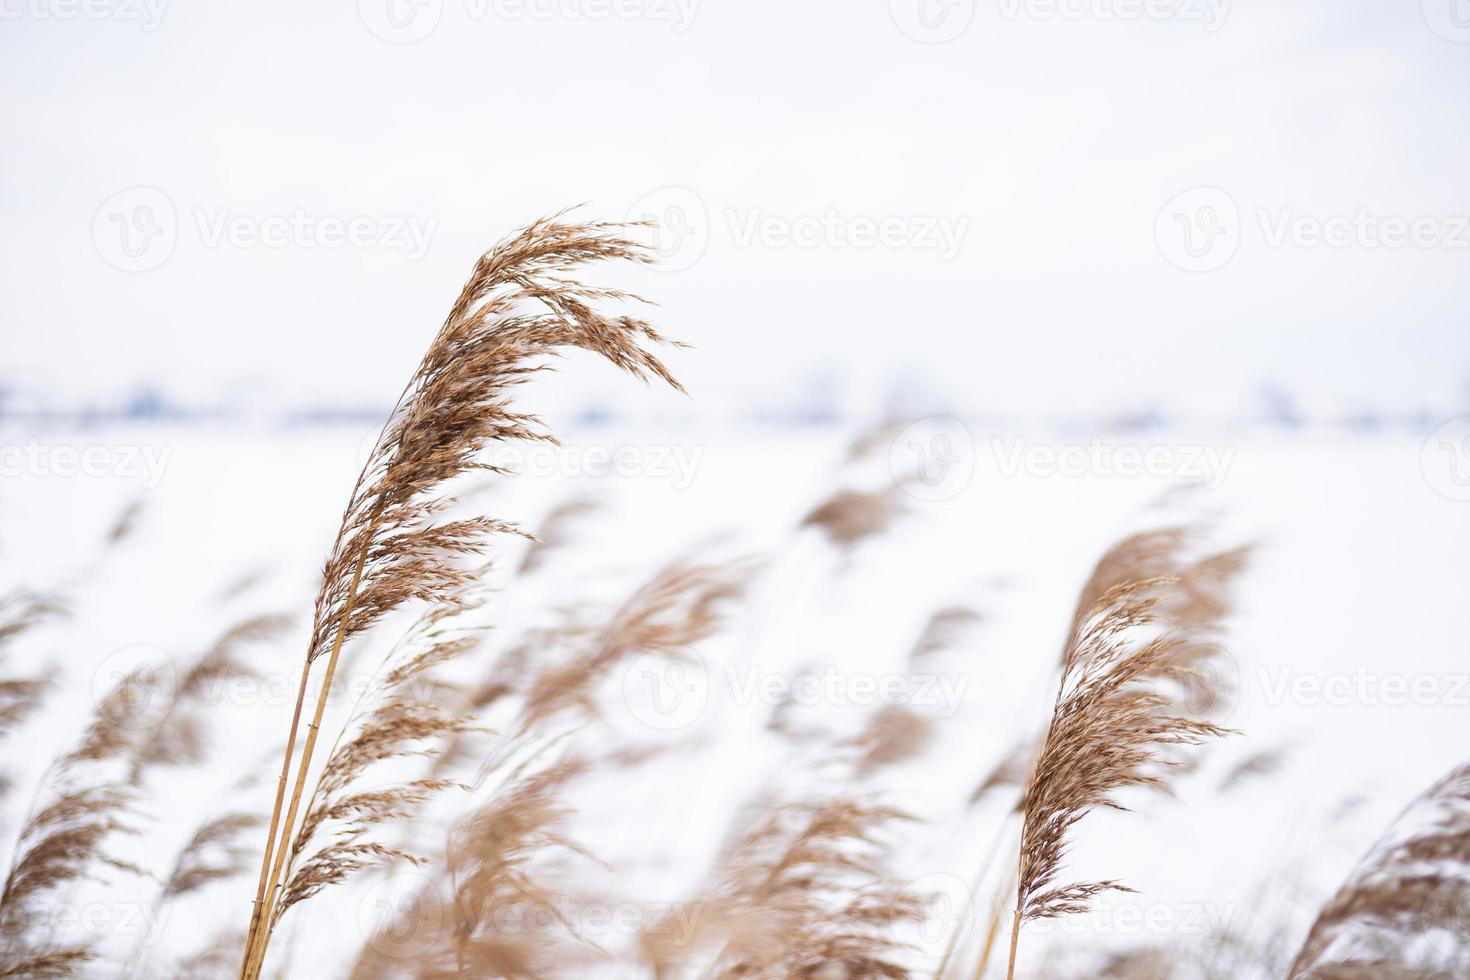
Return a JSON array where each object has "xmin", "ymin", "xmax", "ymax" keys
[
  {"xmin": 645, "ymin": 796, "xmax": 921, "ymax": 979},
  {"xmin": 1064, "ymin": 528, "xmax": 1248, "ymax": 663},
  {"xmin": 647, "ymin": 685, "xmax": 925, "ymax": 977},
  {"xmin": 0, "ymin": 591, "xmax": 58, "ymax": 742},
  {"xmin": 136, "ymin": 826, "xmax": 231, "ymax": 972},
  {"xmin": 969, "ymin": 737, "xmax": 1038, "ymax": 808},
  {"xmin": 345, "ymin": 752, "xmax": 592, "ymax": 980},
  {"xmin": 0, "ymin": 661, "xmax": 155, "ymax": 980},
  {"xmin": 801, "ymin": 485, "xmax": 905, "ymax": 548},
  {"xmin": 122, "ymin": 814, "xmax": 263, "ymax": 977},
  {"xmin": 240, "ymin": 211, "xmax": 683, "ymax": 978},
  {"xmin": 514, "ymin": 557, "xmax": 750, "ymax": 736},
  {"xmin": 165, "ymin": 813, "xmax": 265, "ymax": 901},
  {"xmin": 848, "ymin": 704, "xmax": 933, "ymax": 776},
  {"xmin": 0, "ymin": 595, "xmax": 135, "ymax": 977},
  {"xmin": 351, "ymin": 556, "xmax": 750, "ymax": 977},
  {"xmin": 518, "ymin": 497, "xmax": 598, "ymax": 575},
  {"xmin": 272, "ymin": 604, "xmax": 486, "ymax": 926},
  {"xmin": 442, "ymin": 755, "xmax": 592, "ymax": 976},
  {"xmin": 105, "ymin": 499, "xmax": 144, "ymax": 546},
  {"xmin": 132, "ymin": 614, "xmax": 289, "ymax": 777},
  {"xmin": 173, "ymin": 935, "xmax": 250, "ymax": 980},
  {"xmin": 346, "ymin": 555, "xmax": 746, "ymax": 975},
  {"xmin": 1216, "ymin": 746, "xmax": 1286, "ymax": 793},
  {"xmin": 1288, "ymin": 762, "xmax": 1470, "ymax": 978},
  {"xmin": 973, "ymin": 863, "xmax": 1017, "ymax": 980},
  {"xmin": 1005, "ymin": 529, "xmax": 1247, "ymax": 980},
  {"xmin": 910, "ymin": 606, "xmax": 980, "ymax": 663},
  {"xmin": 0, "ymin": 786, "xmax": 140, "ymax": 975},
  {"xmin": 1295, "ymin": 966, "xmax": 1452, "ymax": 980}
]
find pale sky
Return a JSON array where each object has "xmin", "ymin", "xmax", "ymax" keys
[{"xmin": 3, "ymin": 0, "xmax": 1469, "ymax": 421}]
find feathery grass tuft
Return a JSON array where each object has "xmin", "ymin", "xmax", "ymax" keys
[
  {"xmin": 0, "ymin": 785, "xmax": 142, "ymax": 975},
  {"xmin": 273, "ymin": 606, "xmax": 486, "ymax": 925},
  {"xmin": 1289, "ymin": 762, "xmax": 1470, "ymax": 978},
  {"xmin": 241, "ymin": 210, "xmax": 686, "ymax": 977},
  {"xmin": 801, "ymin": 486, "xmax": 905, "ymax": 548},
  {"xmin": 0, "ymin": 591, "xmax": 57, "ymax": 744},
  {"xmin": 1005, "ymin": 529, "xmax": 1248, "ymax": 979},
  {"xmin": 646, "ymin": 796, "xmax": 922, "ymax": 979}
]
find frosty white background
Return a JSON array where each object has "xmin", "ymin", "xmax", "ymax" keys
[{"xmin": 2, "ymin": 2, "xmax": 1470, "ymax": 978}]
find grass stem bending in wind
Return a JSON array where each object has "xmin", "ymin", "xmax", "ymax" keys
[{"xmin": 238, "ymin": 211, "xmax": 685, "ymax": 979}]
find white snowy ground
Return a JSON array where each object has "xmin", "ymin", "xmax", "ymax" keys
[{"xmin": 2, "ymin": 417, "xmax": 1469, "ymax": 978}]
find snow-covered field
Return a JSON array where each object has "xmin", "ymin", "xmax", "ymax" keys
[{"xmin": 3, "ymin": 419, "xmax": 1468, "ymax": 977}]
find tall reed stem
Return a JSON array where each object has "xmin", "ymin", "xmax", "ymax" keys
[
  {"xmin": 1004, "ymin": 909, "xmax": 1021, "ymax": 980},
  {"xmin": 241, "ymin": 500, "xmax": 380, "ymax": 979},
  {"xmin": 971, "ymin": 861, "xmax": 1018, "ymax": 980},
  {"xmin": 238, "ymin": 659, "xmax": 311, "ymax": 975},
  {"xmin": 935, "ymin": 813, "xmax": 1016, "ymax": 980}
]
